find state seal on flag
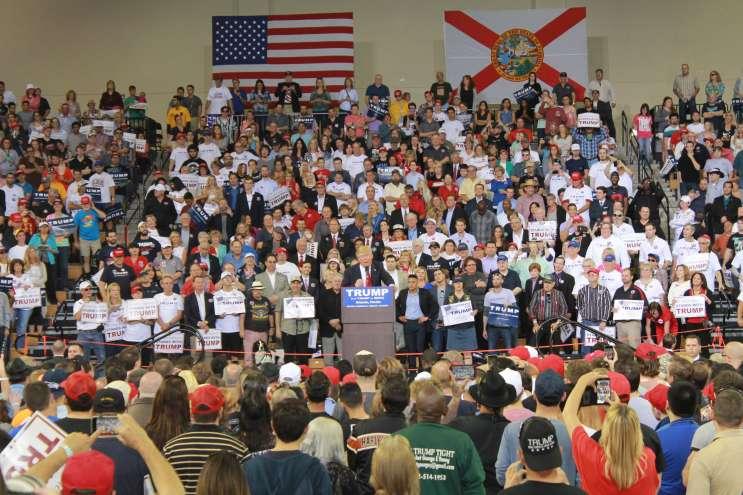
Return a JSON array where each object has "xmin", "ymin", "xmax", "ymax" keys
[{"xmin": 490, "ymin": 29, "xmax": 544, "ymax": 82}]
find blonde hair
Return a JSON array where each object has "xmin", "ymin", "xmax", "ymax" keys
[
  {"xmin": 300, "ymin": 417, "xmax": 347, "ymax": 466},
  {"xmin": 599, "ymin": 403, "xmax": 647, "ymax": 490},
  {"xmin": 371, "ymin": 436, "xmax": 420, "ymax": 495}
]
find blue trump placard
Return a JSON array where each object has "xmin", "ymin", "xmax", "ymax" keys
[
  {"xmin": 487, "ymin": 304, "xmax": 520, "ymax": 327},
  {"xmin": 342, "ymin": 287, "xmax": 393, "ymax": 309}
]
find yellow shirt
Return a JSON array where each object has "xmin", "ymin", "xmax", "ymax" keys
[
  {"xmin": 459, "ymin": 177, "xmax": 486, "ymax": 202},
  {"xmin": 388, "ymin": 99, "xmax": 409, "ymax": 126},
  {"xmin": 166, "ymin": 106, "xmax": 192, "ymax": 128}
]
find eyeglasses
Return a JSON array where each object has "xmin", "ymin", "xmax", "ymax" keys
[{"xmin": 613, "ymin": 213, "xmax": 623, "ymax": 217}]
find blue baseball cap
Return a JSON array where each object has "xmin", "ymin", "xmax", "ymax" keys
[
  {"xmin": 497, "ymin": 254, "xmax": 509, "ymax": 262},
  {"xmin": 604, "ymin": 254, "xmax": 616, "ymax": 262},
  {"xmin": 567, "ymin": 240, "xmax": 580, "ymax": 248},
  {"xmin": 534, "ymin": 369, "xmax": 565, "ymax": 406}
]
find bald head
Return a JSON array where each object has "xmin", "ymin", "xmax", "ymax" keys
[
  {"xmin": 138, "ymin": 372, "xmax": 163, "ymax": 397},
  {"xmin": 414, "ymin": 381, "xmax": 446, "ymax": 423},
  {"xmin": 222, "ymin": 363, "xmax": 243, "ymax": 388},
  {"xmin": 725, "ymin": 342, "xmax": 743, "ymax": 369},
  {"xmin": 52, "ymin": 340, "xmax": 66, "ymax": 356}
]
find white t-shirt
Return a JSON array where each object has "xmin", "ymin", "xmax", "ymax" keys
[
  {"xmin": 232, "ymin": 150, "xmax": 260, "ymax": 167},
  {"xmin": 275, "ymin": 261, "xmax": 300, "ymax": 280},
  {"xmin": 639, "ymin": 237, "xmax": 672, "ymax": 266},
  {"xmin": 8, "ymin": 245, "xmax": 28, "ymax": 261},
  {"xmin": 345, "ymin": 154, "xmax": 367, "ymax": 179},
  {"xmin": 589, "ymin": 160, "xmax": 613, "ymax": 189},
  {"xmin": 562, "ymin": 185, "xmax": 593, "ymax": 223},
  {"xmin": 124, "ymin": 321, "xmax": 152, "ymax": 342},
  {"xmin": 672, "ymin": 238, "xmax": 699, "ymax": 259},
  {"xmin": 327, "ymin": 181, "xmax": 352, "ymax": 207},
  {"xmin": 207, "ymin": 86, "xmax": 232, "ymax": 115},
  {"xmin": 420, "ymin": 232, "xmax": 449, "ymax": 255},
  {"xmin": 170, "ymin": 146, "xmax": 190, "ymax": 171},
  {"xmin": 599, "ymin": 269, "xmax": 623, "ymax": 295},
  {"xmin": 88, "ymin": 172, "xmax": 116, "ymax": 203},
  {"xmin": 1, "ymin": 185, "xmax": 24, "ymax": 215},
  {"xmin": 635, "ymin": 278, "xmax": 665, "ymax": 305},
  {"xmin": 154, "ymin": 292, "xmax": 184, "ymax": 333},
  {"xmin": 701, "ymin": 252, "xmax": 721, "ymax": 291},
  {"xmin": 214, "ymin": 289, "xmax": 245, "ymax": 334},
  {"xmin": 563, "ymin": 255, "xmax": 584, "ymax": 279},
  {"xmin": 198, "ymin": 142, "xmax": 222, "ymax": 167},
  {"xmin": 73, "ymin": 299, "xmax": 101, "ymax": 332},
  {"xmin": 440, "ymin": 119, "xmax": 464, "ymax": 143}
]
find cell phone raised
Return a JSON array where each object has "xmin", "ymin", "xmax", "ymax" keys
[
  {"xmin": 95, "ymin": 414, "xmax": 121, "ymax": 436},
  {"xmin": 595, "ymin": 378, "xmax": 611, "ymax": 405},
  {"xmin": 451, "ymin": 365, "xmax": 475, "ymax": 381}
]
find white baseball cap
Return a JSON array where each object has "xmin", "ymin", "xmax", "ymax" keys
[
  {"xmin": 279, "ymin": 362, "xmax": 301, "ymax": 386},
  {"xmin": 499, "ymin": 368, "xmax": 524, "ymax": 399}
]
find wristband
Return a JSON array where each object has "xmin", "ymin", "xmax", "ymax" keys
[{"xmin": 62, "ymin": 444, "xmax": 74, "ymax": 458}]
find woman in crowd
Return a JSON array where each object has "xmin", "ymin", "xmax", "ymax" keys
[
  {"xmin": 458, "ymin": 75, "xmax": 475, "ymax": 111},
  {"xmin": 103, "ymin": 282, "xmax": 126, "ymax": 358},
  {"xmin": 522, "ymin": 72, "xmax": 542, "ymax": 110},
  {"xmin": 563, "ymin": 370, "xmax": 660, "ymax": 494},
  {"xmin": 28, "ymin": 221, "xmax": 58, "ymax": 303},
  {"xmin": 474, "ymin": 101, "xmax": 492, "ymax": 134},
  {"xmin": 0, "ymin": 137, "xmax": 19, "ymax": 175},
  {"xmin": 24, "ymin": 247, "xmax": 47, "ymax": 336},
  {"xmin": 370, "ymin": 435, "xmax": 420, "ymax": 495},
  {"xmin": 196, "ymin": 451, "xmax": 250, "ymax": 495},
  {"xmin": 705, "ymin": 70, "xmax": 725, "ymax": 101},
  {"xmin": 667, "ymin": 264, "xmax": 690, "ymax": 308},
  {"xmin": 238, "ymin": 386, "xmax": 274, "ymax": 454},
  {"xmin": 146, "ymin": 375, "xmax": 191, "ymax": 450},
  {"xmin": 338, "ymin": 77, "xmax": 359, "ymax": 115},
  {"xmin": 249, "ymin": 79, "xmax": 271, "ymax": 132},
  {"xmin": 65, "ymin": 89, "xmax": 81, "ymax": 118},
  {"xmin": 682, "ymin": 271, "xmax": 714, "ymax": 356},
  {"xmin": 633, "ymin": 103, "xmax": 654, "ymax": 162},
  {"xmin": 635, "ymin": 262, "xmax": 666, "ymax": 305},
  {"xmin": 9, "ymin": 258, "xmax": 33, "ymax": 352}
]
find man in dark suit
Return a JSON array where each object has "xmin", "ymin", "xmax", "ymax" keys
[
  {"xmin": 589, "ymin": 186, "xmax": 613, "ymax": 226},
  {"xmin": 308, "ymin": 180, "xmax": 338, "ymax": 218},
  {"xmin": 297, "ymin": 260, "xmax": 320, "ymax": 301},
  {"xmin": 552, "ymin": 256, "xmax": 576, "ymax": 318},
  {"xmin": 183, "ymin": 274, "xmax": 216, "ymax": 329},
  {"xmin": 290, "ymin": 238, "xmax": 319, "ymax": 279},
  {"xmin": 710, "ymin": 180, "xmax": 741, "ymax": 234},
  {"xmin": 503, "ymin": 214, "xmax": 529, "ymax": 246},
  {"xmin": 319, "ymin": 218, "xmax": 352, "ymax": 261},
  {"xmin": 186, "ymin": 243, "xmax": 221, "ymax": 283},
  {"xmin": 235, "ymin": 177, "xmax": 265, "ymax": 228},
  {"xmin": 442, "ymin": 195, "xmax": 467, "ymax": 235},
  {"xmin": 395, "ymin": 273, "xmax": 439, "ymax": 369},
  {"xmin": 388, "ymin": 196, "xmax": 418, "ymax": 229},
  {"xmin": 359, "ymin": 223, "xmax": 385, "ymax": 261},
  {"xmin": 523, "ymin": 268, "xmax": 545, "ymax": 309},
  {"xmin": 341, "ymin": 245, "xmax": 395, "ymax": 287},
  {"xmin": 207, "ymin": 201, "xmax": 238, "ymax": 240}
]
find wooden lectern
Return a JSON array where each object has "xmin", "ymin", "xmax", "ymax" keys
[{"xmin": 341, "ymin": 287, "xmax": 395, "ymax": 360}]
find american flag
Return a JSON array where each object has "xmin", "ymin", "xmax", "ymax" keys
[{"xmin": 212, "ymin": 13, "xmax": 354, "ymax": 95}]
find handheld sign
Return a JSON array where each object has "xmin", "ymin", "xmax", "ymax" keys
[
  {"xmin": 513, "ymin": 86, "xmax": 537, "ymax": 102},
  {"xmin": 620, "ymin": 233, "xmax": 645, "ymax": 252},
  {"xmin": 613, "ymin": 299, "xmax": 644, "ymax": 321},
  {"xmin": 153, "ymin": 332, "xmax": 184, "ymax": 354},
  {"xmin": 214, "ymin": 291, "xmax": 246, "ymax": 315},
  {"xmin": 13, "ymin": 287, "xmax": 42, "ymax": 309},
  {"xmin": 583, "ymin": 324, "xmax": 616, "ymax": 348},
  {"xmin": 198, "ymin": 329, "xmax": 222, "ymax": 351},
  {"xmin": 79, "ymin": 302, "xmax": 108, "ymax": 324},
  {"xmin": 487, "ymin": 304, "xmax": 520, "ymax": 327},
  {"xmin": 387, "ymin": 240, "xmax": 413, "ymax": 258},
  {"xmin": 47, "ymin": 216, "xmax": 76, "ymax": 236},
  {"xmin": 673, "ymin": 295, "xmax": 706, "ymax": 318},
  {"xmin": 528, "ymin": 221, "xmax": 557, "ymax": 241},
  {"xmin": 441, "ymin": 300, "xmax": 474, "ymax": 327},
  {"xmin": 681, "ymin": 253, "xmax": 709, "ymax": 273},
  {"xmin": 135, "ymin": 138, "xmax": 147, "ymax": 153},
  {"xmin": 103, "ymin": 322, "xmax": 126, "ymax": 342},
  {"xmin": 84, "ymin": 186, "xmax": 102, "ymax": 203},
  {"xmin": 0, "ymin": 412, "xmax": 67, "ymax": 481},
  {"xmin": 122, "ymin": 132, "xmax": 136, "ymax": 144},
  {"xmin": 104, "ymin": 205, "xmax": 125, "ymax": 223},
  {"xmin": 266, "ymin": 188, "xmax": 291, "ymax": 209},
  {"xmin": 123, "ymin": 298, "xmax": 158, "ymax": 321},
  {"xmin": 283, "ymin": 296, "xmax": 316, "ymax": 319},
  {"xmin": 577, "ymin": 112, "xmax": 601, "ymax": 129},
  {"xmin": 189, "ymin": 203, "xmax": 210, "ymax": 228}
]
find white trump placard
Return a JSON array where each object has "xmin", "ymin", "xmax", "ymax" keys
[
  {"xmin": 681, "ymin": 253, "xmax": 709, "ymax": 273},
  {"xmin": 198, "ymin": 329, "xmax": 222, "ymax": 351},
  {"xmin": 153, "ymin": 332, "xmax": 184, "ymax": 354},
  {"xmin": 673, "ymin": 296, "xmax": 706, "ymax": 318},
  {"xmin": 528, "ymin": 221, "xmax": 557, "ymax": 241},
  {"xmin": 0, "ymin": 412, "xmax": 67, "ymax": 481},
  {"xmin": 584, "ymin": 324, "xmax": 616, "ymax": 347},
  {"xmin": 124, "ymin": 298, "xmax": 158, "ymax": 321},
  {"xmin": 613, "ymin": 299, "xmax": 644, "ymax": 321},
  {"xmin": 283, "ymin": 296, "xmax": 316, "ymax": 319},
  {"xmin": 441, "ymin": 300, "xmax": 475, "ymax": 327},
  {"xmin": 620, "ymin": 233, "xmax": 645, "ymax": 252},
  {"xmin": 79, "ymin": 302, "xmax": 109, "ymax": 324},
  {"xmin": 214, "ymin": 291, "xmax": 246, "ymax": 315},
  {"xmin": 13, "ymin": 287, "xmax": 42, "ymax": 309}
]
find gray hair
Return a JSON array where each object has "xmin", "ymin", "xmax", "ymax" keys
[{"xmin": 299, "ymin": 417, "xmax": 347, "ymax": 467}]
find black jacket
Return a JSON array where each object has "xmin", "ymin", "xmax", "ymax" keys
[
  {"xmin": 186, "ymin": 253, "xmax": 221, "ymax": 283},
  {"xmin": 143, "ymin": 196, "xmax": 177, "ymax": 236},
  {"xmin": 395, "ymin": 288, "xmax": 439, "ymax": 328},
  {"xmin": 710, "ymin": 195, "xmax": 742, "ymax": 234},
  {"xmin": 589, "ymin": 198, "xmax": 614, "ymax": 226},
  {"xmin": 308, "ymin": 193, "xmax": 338, "ymax": 218},
  {"xmin": 450, "ymin": 413, "xmax": 510, "ymax": 494},
  {"xmin": 348, "ymin": 412, "xmax": 407, "ymax": 483},
  {"xmin": 342, "ymin": 261, "xmax": 394, "ymax": 288},
  {"xmin": 206, "ymin": 212, "xmax": 237, "ymax": 240},
  {"xmin": 183, "ymin": 291, "xmax": 216, "ymax": 328},
  {"xmin": 319, "ymin": 232, "xmax": 352, "ymax": 262},
  {"xmin": 235, "ymin": 190, "xmax": 266, "ymax": 228},
  {"xmin": 317, "ymin": 286, "xmax": 342, "ymax": 338},
  {"xmin": 443, "ymin": 206, "xmax": 468, "ymax": 234}
]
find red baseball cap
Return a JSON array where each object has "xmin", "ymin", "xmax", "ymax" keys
[
  {"xmin": 584, "ymin": 350, "xmax": 605, "ymax": 362},
  {"xmin": 509, "ymin": 345, "xmax": 532, "ymax": 361},
  {"xmin": 61, "ymin": 371, "xmax": 97, "ymax": 402},
  {"xmin": 634, "ymin": 342, "xmax": 667, "ymax": 361},
  {"xmin": 189, "ymin": 384, "xmax": 225, "ymax": 415},
  {"xmin": 112, "ymin": 247, "xmax": 125, "ymax": 257},
  {"xmin": 570, "ymin": 171, "xmax": 583, "ymax": 180},
  {"xmin": 644, "ymin": 384, "xmax": 669, "ymax": 413},
  {"xmin": 62, "ymin": 450, "xmax": 115, "ymax": 495},
  {"xmin": 474, "ymin": 243, "xmax": 485, "ymax": 250},
  {"xmin": 9, "ymin": 213, "xmax": 21, "ymax": 223},
  {"xmin": 299, "ymin": 364, "xmax": 312, "ymax": 379},
  {"xmin": 608, "ymin": 371, "xmax": 631, "ymax": 403},
  {"xmin": 587, "ymin": 268, "xmax": 599, "ymax": 275},
  {"xmin": 341, "ymin": 372, "xmax": 358, "ymax": 385},
  {"xmin": 322, "ymin": 366, "xmax": 341, "ymax": 386},
  {"xmin": 130, "ymin": 285, "xmax": 142, "ymax": 294},
  {"xmin": 275, "ymin": 247, "xmax": 288, "ymax": 255},
  {"xmin": 81, "ymin": 195, "xmax": 91, "ymax": 205},
  {"xmin": 538, "ymin": 354, "xmax": 565, "ymax": 377}
]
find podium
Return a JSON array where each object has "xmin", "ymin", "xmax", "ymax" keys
[{"xmin": 341, "ymin": 287, "xmax": 395, "ymax": 360}]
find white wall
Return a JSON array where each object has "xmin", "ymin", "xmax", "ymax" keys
[{"xmin": 5, "ymin": 0, "xmax": 742, "ymax": 123}]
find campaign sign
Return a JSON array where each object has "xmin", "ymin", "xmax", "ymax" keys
[
  {"xmin": 124, "ymin": 298, "xmax": 158, "ymax": 321},
  {"xmin": 682, "ymin": 253, "xmax": 709, "ymax": 273},
  {"xmin": 198, "ymin": 329, "xmax": 222, "ymax": 350},
  {"xmin": 342, "ymin": 287, "xmax": 393, "ymax": 309},
  {"xmin": 584, "ymin": 325, "xmax": 616, "ymax": 347},
  {"xmin": 79, "ymin": 302, "xmax": 108, "ymax": 324},
  {"xmin": 153, "ymin": 331, "xmax": 184, "ymax": 354},
  {"xmin": 387, "ymin": 240, "xmax": 413, "ymax": 257},
  {"xmin": 180, "ymin": 174, "xmax": 208, "ymax": 195},
  {"xmin": 104, "ymin": 204, "xmax": 125, "ymax": 223},
  {"xmin": 47, "ymin": 216, "xmax": 76, "ymax": 236},
  {"xmin": 577, "ymin": 112, "xmax": 601, "ymax": 129},
  {"xmin": 513, "ymin": 86, "xmax": 537, "ymax": 102},
  {"xmin": 306, "ymin": 241, "xmax": 319, "ymax": 259},
  {"xmin": 122, "ymin": 132, "xmax": 136, "ymax": 144},
  {"xmin": 528, "ymin": 221, "xmax": 557, "ymax": 241},
  {"xmin": 111, "ymin": 172, "xmax": 129, "ymax": 186},
  {"xmin": 189, "ymin": 203, "xmax": 210, "ymax": 227},
  {"xmin": 613, "ymin": 299, "xmax": 644, "ymax": 321},
  {"xmin": 659, "ymin": 156, "xmax": 677, "ymax": 176},
  {"xmin": 441, "ymin": 300, "xmax": 475, "ymax": 327},
  {"xmin": 135, "ymin": 138, "xmax": 147, "ymax": 153},
  {"xmin": 84, "ymin": 186, "xmax": 102, "ymax": 203},
  {"xmin": 673, "ymin": 295, "xmax": 706, "ymax": 318},
  {"xmin": 620, "ymin": 233, "xmax": 645, "ymax": 252},
  {"xmin": 31, "ymin": 191, "xmax": 48, "ymax": 203},
  {"xmin": 283, "ymin": 296, "xmax": 316, "ymax": 319},
  {"xmin": 338, "ymin": 217, "xmax": 355, "ymax": 231},
  {"xmin": 267, "ymin": 188, "xmax": 291, "ymax": 209},
  {"xmin": 0, "ymin": 412, "xmax": 67, "ymax": 481},
  {"xmin": 0, "ymin": 277, "xmax": 13, "ymax": 293},
  {"xmin": 214, "ymin": 291, "xmax": 246, "ymax": 315},
  {"xmin": 103, "ymin": 322, "xmax": 126, "ymax": 342},
  {"xmin": 487, "ymin": 304, "xmax": 520, "ymax": 327},
  {"xmin": 13, "ymin": 287, "xmax": 42, "ymax": 309}
]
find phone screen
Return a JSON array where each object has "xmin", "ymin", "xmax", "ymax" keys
[
  {"xmin": 595, "ymin": 378, "xmax": 611, "ymax": 405},
  {"xmin": 95, "ymin": 415, "xmax": 121, "ymax": 436},
  {"xmin": 452, "ymin": 365, "xmax": 475, "ymax": 381}
]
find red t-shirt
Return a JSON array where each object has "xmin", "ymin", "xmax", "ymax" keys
[
  {"xmin": 124, "ymin": 256, "xmax": 148, "ymax": 277},
  {"xmin": 572, "ymin": 427, "xmax": 659, "ymax": 495},
  {"xmin": 650, "ymin": 305, "xmax": 678, "ymax": 343}
]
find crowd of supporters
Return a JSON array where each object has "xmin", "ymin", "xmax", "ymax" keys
[{"xmin": 0, "ymin": 60, "xmax": 743, "ymax": 493}]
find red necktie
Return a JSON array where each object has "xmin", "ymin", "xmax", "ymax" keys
[
  {"xmin": 332, "ymin": 236, "xmax": 337, "ymax": 248},
  {"xmin": 299, "ymin": 255, "xmax": 304, "ymax": 264},
  {"xmin": 365, "ymin": 268, "xmax": 373, "ymax": 287}
]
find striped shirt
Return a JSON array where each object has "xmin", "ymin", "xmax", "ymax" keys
[
  {"xmin": 673, "ymin": 74, "xmax": 699, "ymax": 100},
  {"xmin": 576, "ymin": 284, "xmax": 612, "ymax": 322},
  {"xmin": 163, "ymin": 424, "xmax": 249, "ymax": 495}
]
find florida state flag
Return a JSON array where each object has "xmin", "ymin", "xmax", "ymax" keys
[{"xmin": 444, "ymin": 8, "xmax": 588, "ymax": 104}]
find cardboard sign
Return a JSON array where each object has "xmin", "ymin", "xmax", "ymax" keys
[
  {"xmin": 338, "ymin": 217, "xmax": 355, "ymax": 231},
  {"xmin": 387, "ymin": 240, "xmax": 413, "ymax": 257},
  {"xmin": 0, "ymin": 277, "xmax": 13, "ymax": 293},
  {"xmin": 180, "ymin": 174, "xmax": 208, "ymax": 194},
  {"xmin": 266, "ymin": 188, "xmax": 291, "ymax": 209},
  {"xmin": 32, "ymin": 191, "xmax": 48, "ymax": 203},
  {"xmin": 659, "ymin": 156, "xmax": 677, "ymax": 176},
  {"xmin": 79, "ymin": 302, "xmax": 108, "ymax": 324},
  {"xmin": 79, "ymin": 125, "xmax": 92, "ymax": 136},
  {"xmin": 189, "ymin": 203, "xmax": 210, "ymax": 227},
  {"xmin": 104, "ymin": 205, "xmax": 125, "ymax": 223},
  {"xmin": 135, "ymin": 138, "xmax": 147, "ymax": 153},
  {"xmin": 681, "ymin": 253, "xmax": 709, "ymax": 273},
  {"xmin": 101, "ymin": 120, "xmax": 115, "ymax": 136},
  {"xmin": 613, "ymin": 299, "xmax": 644, "ymax": 321},
  {"xmin": 123, "ymin": 298, "xmax": 158, "ymax": 321},
  {"xmin": 103, "ymin": 322, "xmax": 126, "ymax": 342},
  {"xmin": 528, "ymin": 221, "xmax": 557, "ymax": 241},
  {"xmin": 584, "ymin": 324, "xmax": 616, "ymax": 347},
  {"xmin": 577, "ymin": 112, "xmax": 601, "ymax": 128},
  {"xmin": 198, "ymin": 329, "xmax": 222, "ymax": 350},
  {"xmin": 122, "ymin": 132, "xmax": 136, "ymax": 144},
  {"xmin": 513, "ymin": 86, "xmax": 537, "ymax": 102},
  {"xmin": 214, "ymin": 291, "xmax": 246, "ymax": 315},
  {"xmin": 153, "ymin": 331, "xmax": 184, "ymax": 354},
  {"xmin": 487, "ymin": 304, "xmax": 520, "ymax": 327},
  {"xmin": 673, "ymin": 295, "xmax": 706, "ymax": 318},
  {"xmin": 47, "ymin": 216, "xmax": 76, "ymax": 236},
  {"xmin": 84, "ymin": 186, "xmax": 102, "ymax": 203},
  {"xmin": 283, "ymin": 296, "xmax": 316, "ymax": 319},
  {"xmin": 620, "ymin": 233, "xmax": 645, "ymax": 251},
  {"xmin": 305, "ymin": 241, "xmax": 319, "ymax": 259},
  {"xmin": 13, "ymin": 287, "xmax": 41, "ymax": 309},
  {"xmin": 0, "ymin": 412, "xmax": 67, "ymax": 481},
  {"xmin": 111, "ymin": 172, "xmax": 129, "ymax": 186},
  {"xmin": 91, "ymin": 119, "xmax": 108, "ymax": 129},
  {"xmin": 441, "ymin": 300, "xmax": 475, "ymax": 327}
]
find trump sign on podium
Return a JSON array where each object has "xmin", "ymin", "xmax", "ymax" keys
[{"xmin": 444, "ymin": 8, "xmax": 588, "ymax": 103}]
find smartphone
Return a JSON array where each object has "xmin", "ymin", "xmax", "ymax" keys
[
  {"xmin": 95, "ymin": 414, "xmax": 121, "ymax": 436},
  {"xmin": 451, "ymin": 365, "xmax": 475, "ymax": 381},
  {"xmin": 605, "ymin": 346, "xmax": 615, "ymax": 361},
  {"xmin": 595, "ymin": 378, "xmax": 611, "ymax": 405}
]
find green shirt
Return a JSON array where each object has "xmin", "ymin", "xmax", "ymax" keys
[{"xmin": 398, "ymin": 422, "xmax": 485, "ymax": 495}]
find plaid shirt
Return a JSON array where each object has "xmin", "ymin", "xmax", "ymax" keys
[
  {"xmin": 468, "ymin": 209, "xmax": 498, "ymax": 243},
  {"xmin": 571, "ymin": 127, "xmax": 608, "ymax": 161}
]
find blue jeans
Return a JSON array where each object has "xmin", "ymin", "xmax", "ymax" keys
[
  {"xmin": 487, "ymin": 325, "xmax": 518, "ymax": 354},
  {"xmin": 403, "ymin": 321, "xmax": 426, "ymax": 370},
  {"xmin": 78, "ymin": 329, "xmax": 106, "ymax": 363},
  {"xmin": 431, "ymin": 327, "xmax": 447, "ymax": 353},
  {"xmin": 638, "ymin": 137, "xmax": 652, "ymax": 162},
  {"xmin": 13, "ymin": 308, "xmax": 32, "ymax": 350},
  {"xmin": 580, "ymin": 319, "xmax": 600, "ymax": 356}
]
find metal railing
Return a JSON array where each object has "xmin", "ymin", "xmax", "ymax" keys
[
  {"xmin": 138, "ymin": 324, "xmax": 207, "ymax": 365},
  {"xmin": 535, "ymin": 316, "xmax": 629, "ymax": 354}
]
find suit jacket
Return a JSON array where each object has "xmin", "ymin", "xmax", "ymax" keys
[
  {"xmin": 589, "ymin": 199, "xmax": 614, "ymax": 226},
  {"xmin": 186, "ymin": 253, "xmax": 221, "ymax": 283},
  {"xmin": 298, "ymin": 275, "xmax": 320, "ymax": 300},
  {"xmin": 206, "ymin": 212, "xmax": 237, "ymax": 240},
  {"xmin": 413, "ymin": 252, "xmax": 433, "ymax": 269},
  {"xmin": 254, "ymin": 270, "xmax": 290, "ymax": 303},
  {"xmin": 395, "ymin": 288, "xmax": 439, "ymax": 330},
  {"xmin": 309, "ymin": 193, "xmax": 338, "ymax": 218},
  {"xmin": 236, "ymin": 190, "xmax": 266, "ymax": 228},
  {"xmin": 503, "ymin": 225, "xmax": 529, "ymax": 246},
  {"xmin": 385, "ymin": 268, "xmax": 409, "ymax": 293},
  {"xmin": 389, "ymin": 209, "xmax": 420, "ymax": 229},
  {"xmin": 710, "ymin": 195, "xmax": 741, "ymax": 233},
  {"xmin": 317, "ymin": 286, "xmax": 342, "ymax": 338},
  {"xmin": 443, "ymin": 206, "xmax": 468, "ymax": 234},
  {"xmin": 319, "ymin": 232, "xmax": 352, "ymax": 262},
  {"xmin": 289, "ymin": 253, "xmax": 319, "ymax": 279},
  {"xmin": 358, "ymin": 237, "xmax": 385, "ymax": 261},
  {"xmin": 183, "ymin": 291, "xmax": 216, "ymax": 328},
  {"xmin": 341, "ymin": 261, "xmax": 394, "ymax": 287},
  {"xmin": 524, "ymin": 277, "xmax": 545, "ymax": 307}
]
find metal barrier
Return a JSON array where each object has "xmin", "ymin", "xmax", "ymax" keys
[
  {"xmin": 138, "ymin": 324, "xmax": 207, "ymax": 365},
  {"xmin": 535, "ymin": 316, "xmax": 631, "ymax": 354}
]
